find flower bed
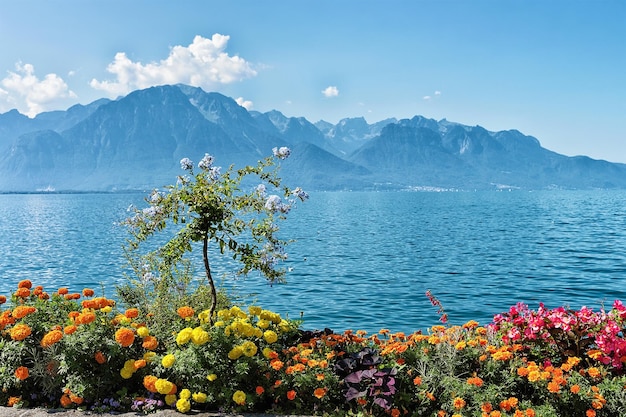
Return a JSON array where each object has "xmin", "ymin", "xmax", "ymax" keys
[{"xmin": 2, "ymin": 281, "xmax": 626, "ymax": 417}]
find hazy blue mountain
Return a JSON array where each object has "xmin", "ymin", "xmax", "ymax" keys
[
  {"xmin": 350, "ymin": 119, "xmax": 626, "ymax": 189},
  {"xmin": 0, "ymin": 84, "xmax": 625, "ymax": 192},
  {"xmin": 320, "ymin": 116, "xmax": 398, "ymax": 156}
]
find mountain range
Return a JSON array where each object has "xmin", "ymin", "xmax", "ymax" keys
[{"xmin": 1, "ymin": 84, "xmax": 625, "ymax": 192}]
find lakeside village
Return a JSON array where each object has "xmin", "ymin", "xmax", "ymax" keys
[{"xmin": 2, "ymin": 149, "xmax": 626, "ymax": 417}]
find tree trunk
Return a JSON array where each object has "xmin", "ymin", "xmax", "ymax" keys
[{"xmin": 203, "ymin": 233, "xmax": 217, "ymax": 324}]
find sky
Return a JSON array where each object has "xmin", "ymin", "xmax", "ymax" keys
[{"xmin": 1, "ymin": 0, "xmax": 625, "ymax": 162}]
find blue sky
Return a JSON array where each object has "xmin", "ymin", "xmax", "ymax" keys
[{"xmin": 1, "ymin": 0, "xmax": 625, "ymax": 162}]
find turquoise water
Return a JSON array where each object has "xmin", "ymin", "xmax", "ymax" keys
[{"xmin": 1, "ymin": 190, "xmax": 625, "ymax": 333}]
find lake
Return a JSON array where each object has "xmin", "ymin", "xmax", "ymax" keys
[{"xmin": 1, "ymin": 190, "xmax": 625, "ymax": 334}]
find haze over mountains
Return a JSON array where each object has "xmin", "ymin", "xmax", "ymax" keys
[{"xmin": 1, "ymin": 84, "xmax": 625, "ymax": 192}]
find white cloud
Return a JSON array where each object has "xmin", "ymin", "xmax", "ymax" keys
[
  {"xmin": 235, "ymin": 96, "xmax": 253, "ymax": 110},
  {"xmin": 90, "ymin": 34, "xmax": 257, "ymax": 97},
  {"xmin": 423, "ymin": 90, "xmax": 442, "ymax": 101},
  {"xmin": 322, "ymin": 86, "xmax": 339, "ymax": 98},
  {"xmin": 0, "ymin": 62, "xmax": 76, "ymax": 117}
]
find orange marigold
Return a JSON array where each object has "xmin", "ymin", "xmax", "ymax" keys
[
  {"xmin": 525, "ymin": 409, "xmax": 536, "ymax": 417},
  {"xmin": 82, "ymin": 288, "xmax": 95, "ymax": 297},
  {"xmin": 0, "ymin": 295, "xmax": 6, "ymax": 304},
  {"xmin": 124, "ymin": 308, "xmax": 140, "ymax": 319},
  {"xmin": 115, "ymin": 327, "xmax": 135, "ymax": 347},
  {"xmin": 586, "ymin": 410, "xmax": 596, "ymax": 417},
  {"xmin": 64, "ymin": 325, "xmax": 77, "ymax": 335},
  {"xmin": 286, "ymin": 390, "xmax": 296, "ymax": 400},
  {"xmin": 75, "ymin": 311, "xmax": 96, "ymax": 325},
  {"xmin": 17, "ymin": 279, "xmax": 32, "ymax": 289},
  {"xmin": 142, "ymin": 335, "xmax": 159, "ymax": 350},
  {"xmin": 453, "ymin": 397, "xmax": 466, "ymax": 409},
  {"xmin": 94, "ymin": 351, "xmax": 107, "ymax": 364},
  {"xmin": 7, "ymin": 396, "xmax": 21, "ymax": 407},
  {"xmin": 256, "ymin": 386, "xmax": 265, "ymax": 395},
  {"xmin": 14, "ymin": 366, "xmax": 29, "ymax": 380},
  {"xmin": 9, "ymin": 323, "xmax": 32, "ymax": 341},
  {"xmin": 587, "ymin": 367, "xmax": 601, "ymax": 378},
  {"xmin": 14, "ymin": 287, "xmax": 30, "ymax": 298},
  {"xmin": 59, "ymin": 394, "xmax": 72, "ymax": 408},
  {"xmin": 144, "ymin": 375, "xmax": 158, "ymax": 393},
  {"xmin": 57, "ymin": 287, "xmax": 69, "ymax": 295},
  {"xmin": 313, "ymin": 387, "xmax": 327, "ymax": 399},
  {"xmin": 41, "ymin": 330, "xmax": 63, "ymax": 348},
  {"xmin": 571, "ymin": 384, "xmax": 581, "ymax": 394},
  {"xmin": 12, "ymin": 306, "xmax": 36, "ymax": 319},
  {"xmin": 413, "ymin": 376, "xmax": 423, "ymax": 385},
  {"xmin": 177, "ymin": 306, "xmax": 195, "ymax": 319}
]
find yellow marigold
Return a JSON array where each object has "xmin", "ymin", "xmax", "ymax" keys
[
  {"xmin": 232, "ymin": 390, "xmax": 246, "ymax": 405},
  {"xmin": 264, "ymin": 330, "xmax": 278, "ymax": 344},
  {"xmin": 249, "ymin": 305, "xmax": 262, "ymax": 316},
  {"xmin": 228, "ymin": 346, "xmax": 244, "ymax": 360},
  {"xmin": 12, "ymin": 306, "xmax": 36, "ymax": 319},
  {"xmin": 492, "ymin": 349, "xmax": 513, "ymax": 361},
  {"xmin": 136, "ymin": 326, "xmax": 150, "ymax": 338},
  {"xmin": 9, "ymin": 323, "xmax": 32, "ymax": 341},
  {"xmin": 176, "ymin": 398, "xmax": 191, "ymax": 413},
  {"xmin": 455, "ymin": 341, "xmax": 466, "ymax": 350},
  {"xmin": 14, "ymin": 366, "xmax": 29, "ymax": 380},
  {"xmin": 177, "ymin": 306, "xmax": 195, "ymax": 319},
  {"xmin": 257, "ymin": 319, "xmax": 270, "ymax": 329},
  {"xmin": 587, "ymin": 367, "xmax": 601, "ymax": 378},
  {"xmin": 191, "ymin": 327, "xmax": 210, "ymax": 345},
  {"xmin": 176, "ymin": 327, "xmax": 193, "ymax": 345},
  {"xmin": 192, "ymin": 392, "xmax": 207, "ymax": 403},
  {"xmin": 207, "ymin": 374, "xmax": 217, "ymax": 382},
  {"xmin": 241, "ymin": 340, "xmax": 258, "ymax": 357},
  {"xmin": 120, "ymin": 367, "xmax": 133, "ymax": 379},
  {"xmin": 165, "ymin": 394, "xmax": 176, "ymax": 406},
  {"xmin": 114, "ymin": 327, "xmax": 135, "ymax": 347},
  {"xmin": 41, "ymin": 329, "xmax": 63, "ymax": 348},
  {"xmin": 162, "ymin": 354, "xmax": 176, "ymax": 368},
  {"xmin": 155, "ymin": 378, "xmax": 174, "ymax": 395},
  {"xmin": 179, "ymin": 389, "xmax": 191, "ymax": 400}
]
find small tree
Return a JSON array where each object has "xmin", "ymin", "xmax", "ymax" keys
[{"xmin": 121, "ymin": 147, "xmax": 308, "ymax": 326}]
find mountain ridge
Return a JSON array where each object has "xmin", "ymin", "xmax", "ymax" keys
[{"xmin": 1, "ymin": 84, "xmax": 625, "ymax": 192}]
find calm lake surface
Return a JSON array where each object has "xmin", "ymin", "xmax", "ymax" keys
[{"xmin": 1, "ymin": 190, "xmax": 625, "ymax": 333}]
